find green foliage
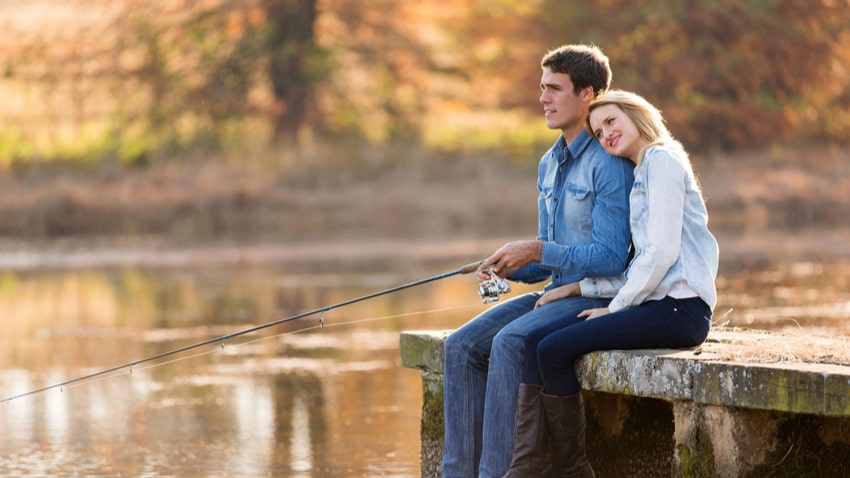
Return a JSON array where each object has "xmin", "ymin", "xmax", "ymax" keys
[{"xmin": 0, "ymin": 131, "xmax": 32, "ymax": 166}]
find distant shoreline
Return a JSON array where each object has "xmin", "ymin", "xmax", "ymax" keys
[
  {"xmin": 1, "ymin": 146, "xmax": 848, "ymax": 265},
  {"xmin": 1, "ymin": 227, "xmax": 849, "ymax": 273}
]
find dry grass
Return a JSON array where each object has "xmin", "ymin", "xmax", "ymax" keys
[
  {"xmin": 696, "ymin": 145, "xmax": 850, "ymax": 229},
  {"xmin": 1, "ymin": 144, "xmax": 849, "ymax": 244},
  {"xmin": 702, "ymin": 327, "xmax": 850, "ymax": 367}
]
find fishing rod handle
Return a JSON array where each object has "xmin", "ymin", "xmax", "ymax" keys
[{"xmin": 459, "ymin": 260, "xmax": 484, "ymax": 275}]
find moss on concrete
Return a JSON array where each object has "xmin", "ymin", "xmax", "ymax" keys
[
  {"xmin": 419, "ymin": 371, "xmax": 444, "ymax": 478},
  {"xmin": 674, "ymin": 405, "xmax": 716, "ymax": 478}
]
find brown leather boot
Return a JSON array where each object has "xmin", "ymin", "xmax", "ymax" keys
[
  {"xmin": 501, "ymin": 383, "xmax": 549, "ymax": 477},
  {"xmin": 541, "ymin": 392, "xmax": 595, "ymax": 478}
]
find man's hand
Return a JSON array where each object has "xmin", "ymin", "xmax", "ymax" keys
[
  {"xmin": 477, "ymin": 240, "xmax": 543, "ymax": 281},
  {"xmin": 534, "ymin": 282, "xmax": 581, "ymax": 308},
  {"xmin": 577, "ymin": 307, "xmax": 611, "ymax": 320}
]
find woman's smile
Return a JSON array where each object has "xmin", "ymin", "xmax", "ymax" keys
[{"xmin": 589, "ymin": 103, "xmax": 646, "ymax": 162}]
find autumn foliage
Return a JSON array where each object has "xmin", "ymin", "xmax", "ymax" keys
[{"xmin": 0, "ymin": 0, "xmax": 848, "ymax": 165}]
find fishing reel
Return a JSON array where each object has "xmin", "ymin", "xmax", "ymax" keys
[{"xmin": 478, "ymin": 268, "xmax": 511, "ymax": 304}]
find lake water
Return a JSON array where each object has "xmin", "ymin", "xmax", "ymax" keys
[{"xmin": 1, "ymin": 234, "xmax": 849, "ymax": 476}]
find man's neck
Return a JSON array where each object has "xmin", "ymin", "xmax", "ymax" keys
[{"xmin": 561, "ymin": 123, "xmax": 586, "ymax": 145}]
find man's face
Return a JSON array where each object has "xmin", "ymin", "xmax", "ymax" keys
[{"xmin": 539, "ymin": 67, "xmax": 590, "ymax": 136}]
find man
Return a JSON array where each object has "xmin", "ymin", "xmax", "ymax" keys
[{"xmin": 442, "ymin": 44, "xmax": 635, "ymax": 478}]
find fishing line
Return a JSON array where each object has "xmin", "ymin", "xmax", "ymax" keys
[
  {"xmin": 2, "ymin": 260, "xmax": 484, "ymax": 404},
  {"xmin": 48, "ymin": 303, "xmax": 482, "ymax": 397},
  {"xmin": 143, "ymin": 304, "xmax": 479, "ymax": 374}
]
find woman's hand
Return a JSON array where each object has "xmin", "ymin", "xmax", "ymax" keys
[
  {"xmin": 578, "ymin": 307, "xmax": 611, "ymax": 320},
  {"xmin": 534, "ymin": 282, "xmax": 581, "ymax": 308}
]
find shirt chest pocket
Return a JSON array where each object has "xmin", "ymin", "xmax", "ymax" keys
[{"xmin": 558, "ymin": 183, "xmax": 594, "ymax": 230}]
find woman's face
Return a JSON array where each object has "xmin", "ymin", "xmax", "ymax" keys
[{"xmin": 588, "ymin": 103, "xmax": 645, "ymax": 162}]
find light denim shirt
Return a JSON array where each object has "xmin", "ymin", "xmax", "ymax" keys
[
  {"xmin": 581, "ymin": 145, "xmax": 719, "ymax": 312},
  {"xmin": 511, "ymin": 130, "xmax": 634, "ymax": 289}
]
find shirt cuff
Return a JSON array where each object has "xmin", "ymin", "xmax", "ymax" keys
[
  {"xmin": 579, "ymin": 277, "xmax": 598, "ymax": 297},
  {"xmin": 608, "ymin": 297, "xmax": 628, "ymax": 313},
  {"xmin": 539, "ymin": 241, "xmax": 559, "ymax": 270}
]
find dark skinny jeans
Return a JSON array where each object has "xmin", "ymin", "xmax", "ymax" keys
[{"xmin": 522, "ymin": 296, "xmax": 712, "ymax": 396}]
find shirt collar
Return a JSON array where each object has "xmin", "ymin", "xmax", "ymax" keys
[{"xmin": 554, "ymin": 129, "xmax": 594, "ymax": 164}]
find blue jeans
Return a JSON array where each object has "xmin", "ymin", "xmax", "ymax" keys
[
  {"xmin": 442, "ymin": 293, "xmax": 609, "ymax": 478},
  {"xmin": 534, "ymin": 296, "xmax": 712, "ymax": 395}
]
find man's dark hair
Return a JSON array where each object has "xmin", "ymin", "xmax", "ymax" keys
[{"xmin": 541, "ymin": 44, "xmax": 612, "ymax": 97}]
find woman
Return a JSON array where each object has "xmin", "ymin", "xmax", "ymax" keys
[{"xmin": 502, "ymin": 90, "xmax": 719, "ymax": 478}]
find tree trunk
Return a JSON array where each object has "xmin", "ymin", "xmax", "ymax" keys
[{"xmin": 264, "ymin": 0, "xmax": 317, "ymax": 143}]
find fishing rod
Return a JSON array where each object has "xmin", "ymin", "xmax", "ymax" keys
[{"xmin": 2, "ymin": 259, "xmax": 512, "ymax": 404}]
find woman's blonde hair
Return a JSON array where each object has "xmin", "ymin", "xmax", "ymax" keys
[{"xmin": 585, "ymin": 89, "xmax": 687, "ymax": 167}]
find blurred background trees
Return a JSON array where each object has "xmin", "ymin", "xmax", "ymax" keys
[{"xmin": 0, "ymin": 0, "xmax": 848, "ymax": 167}]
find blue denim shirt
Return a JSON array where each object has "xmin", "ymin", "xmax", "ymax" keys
[
  {"xmin": 581, "ymin": 146, "xmax": 719, "ymax": 311},
  {"xmin": 511, "ymin": 130, "xmax": 634, "ymax": 289}
]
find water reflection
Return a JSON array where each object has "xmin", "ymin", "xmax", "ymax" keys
[
  {"xmin": 1, "ymin": 253, "xmax": 850, "ymax": 476},
  {"xmin": 716, "ymin": 259, "xmax": 850, "ymax": 334},
  {"xmin": 1, "ymin": 260, "xmax": 488, "ymax": 476}
]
